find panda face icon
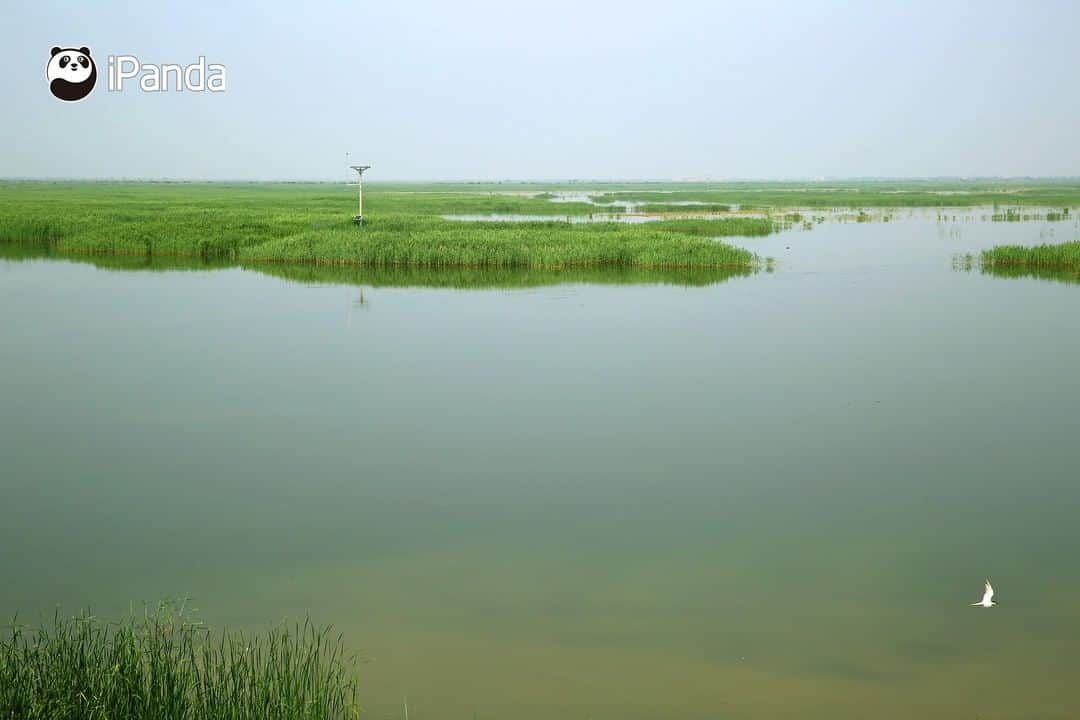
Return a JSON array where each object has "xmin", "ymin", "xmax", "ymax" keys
[{"xmin": 47, "ymin": 46, "xmax": 97, "ymax": 101}]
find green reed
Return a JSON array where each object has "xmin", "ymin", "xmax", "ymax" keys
[
  {"xmin": 239, "ymin": 221, "xmax": 758, "ymax": 269},
  {"xmin": 0, "ymin": 239, "xmax": 755, "ymax": 288},
  {"xmin": 980, "ymin": 240, "xmax": 1080, "ymax": 270},
  {"xmin": 644, "ymin": 217, "xmax": 773, "ymax": 237},
  {"xmin": 634, "ymin": 203, "xmax": 732, "ymax": 214},
  {"xmin": 0, "ymin": 182, "xmax": 766, "ymax": 270},
  {"xmin": 576, "ymin": 180, "xmax": 1080, "ymax": 208},
  {"xmin": 0, "ymin": 601, "xmax": 359, "ymax": 720},
  {"xmin": 11, "ymin": 179, "xmax": 1076, "ymax": 272}
]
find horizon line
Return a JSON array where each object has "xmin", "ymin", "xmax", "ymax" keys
[{"xmin": 3, "ymin": 175, "xmax": 1080, "ymax": 184}]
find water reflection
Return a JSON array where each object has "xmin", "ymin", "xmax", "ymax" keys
[
  {"xmin": 979, "ymin": 265, "xmax": 1080, "ymax": 285},
  {"xmin": 0, "ymin": 243, "xmax": 233, "ymax": 272},
  {"xmin": 251, "ymin": 263, "xmax": 756, "ymax": 289},
  {"xmin": 0, "ymin": 244, "xmax": 756, "ymax": 289}
]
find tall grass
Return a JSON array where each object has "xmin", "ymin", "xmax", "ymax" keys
[
  {"xmin": 0, "ymin": 601, "xmax": 359, "ymax": 720},
  {"xmin": 980, "ymin": 240, "xmax": 1080, "ymax": 270},
  {"xmin": 12, "ymin": 179, "xmax": 1077, "ymax": 271},
  {"xmin": 634, "ymin": 203, "xmax": 732, "ymax": 214},
  {"xmin": 645, "ymin": 217, "xmax": 773, "ymax": 237},
  {"xmin": 0, "ymin": 183, "xmax": 766, "ymax": 270},
  {"xmin": 0, "ymin": 242, "xmax": 752, "ymax": 287},
  {"xmin": 239, "ymin": 222, "xmax": 757, "ymax": 269}
]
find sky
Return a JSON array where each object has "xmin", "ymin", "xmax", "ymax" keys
[{"xmin": 2, "ymin": 0, "xmax": 1079, "ymax": 181}]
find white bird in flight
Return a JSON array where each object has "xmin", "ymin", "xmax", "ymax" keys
[{"xmin": 971, "ymin": 579, "xmax": 996, "ymax": 608}]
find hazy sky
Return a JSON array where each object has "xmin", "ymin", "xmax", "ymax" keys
[{"xmin": 3, "ymin": 0, "xmax": 1079, "ymax": 180}]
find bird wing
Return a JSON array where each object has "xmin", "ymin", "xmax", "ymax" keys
[{"xmin": 982, "ymin": 579, "xmax": 994, "ymax": 604}]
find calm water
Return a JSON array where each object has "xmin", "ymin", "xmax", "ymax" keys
[{"xmin": 2, "ymin": 211, "xmax": 1080, "ymax": 719}]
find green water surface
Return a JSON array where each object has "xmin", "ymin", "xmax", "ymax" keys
[{"xmin": 2, "ymin": 212, "xmax": 1079, "ymax": 719}]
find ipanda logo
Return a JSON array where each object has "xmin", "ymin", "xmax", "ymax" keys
[
  {"xmin": 47, "ymin": 46, "xmax": 226, "ymax": 101},
  {"xmin": 47, "ymin": 47, "xmax": 97, "ymax": 101}
]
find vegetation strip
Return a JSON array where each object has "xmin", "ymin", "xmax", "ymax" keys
[{"xmin": 0, "ymin": 182, "xmax": 767, "ymax": 270}]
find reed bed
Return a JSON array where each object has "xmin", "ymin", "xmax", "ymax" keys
[
  {"xmin": 582, "ymin": 181, "xmax": 1080, "ymax": 209},
  {"xmin": 362, "ymin": 179, "xmax": 1080, "ymax": 201},
  {"xmin": 980, "ymin": 240, "xmax": 1080, "ymax": 270},
  {"xmin": 646, "ymin": 217, "xmax": 773, "ymax": 237},
  {"xmin": 0, "ymin": 225, "xmax": 758, "ymax": 286},
  {"xmin": 6, "ymin": 179, "xmax": 1077, "ymax": 272},
  {"xmin": 0, "ymin": 602, "xmax": 359, "ymax": 720},
  {"xmin": 239, "ymin": 222, "xmax": 757, "ymax": 269},
  {"xmin": 0, "ymin": 183, "xmax": 766, "ymax": 270},
  {"xmin": 634, "ymin": 203, "xmax": 733, "ymax": 214}
]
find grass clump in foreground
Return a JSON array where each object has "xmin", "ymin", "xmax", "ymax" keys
[
  {"xmin": 0, "ymin": 601, "xmax": 359, "ymax": 720},
  {"xmin": 980, "ymin": 240, "xmax": 1080, "ymax": 270}
]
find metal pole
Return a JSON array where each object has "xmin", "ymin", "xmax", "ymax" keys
[{"xmin": 350, "ymin": 165, "xmax": 370, "ymax": 225}]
